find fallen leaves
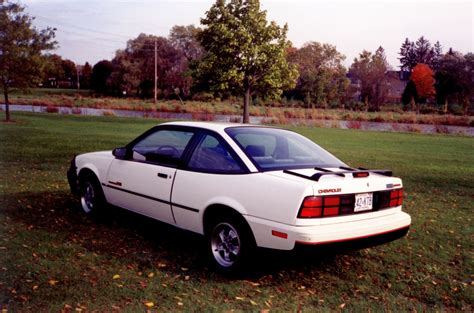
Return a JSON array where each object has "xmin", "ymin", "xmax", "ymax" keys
[
  {"xmin": 144, "ymin": 302, "xmax": 154, "ymax": 308},
  {"xmin": 48, "ymin": 279, "xmax": 59, "ymax": 286},
  {"xmin": 112, "ymin": 274, "xmax": 120, "ymax": 280}
]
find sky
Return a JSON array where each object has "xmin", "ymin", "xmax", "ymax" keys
[{"xmin": 23, "ymin": 0, "xmax": 473, "ymax": 68}]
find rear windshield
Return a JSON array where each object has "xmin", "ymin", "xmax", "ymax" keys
[{"xmin": 225, "ymin": 127, "xmax": 346, "ymax": 171}]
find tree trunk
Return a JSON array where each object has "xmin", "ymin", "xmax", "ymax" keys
[
  {"xmin": 3, "ymin": 87, "xmax": 10, "ymax": 122},
  {"xmin": 243, "ymin": 87, "xmax": 250, "ymax": 124},
  {"xmin": 463, "ymin": 97, "xmax": 469, "ymax": 116},
  {"xmin": 410, "ymin": 96, "xmax": 416, "ymax": 112},
  {"xmin": 443, "ymin": 99, "xmax": 448, "ymax": 114}
]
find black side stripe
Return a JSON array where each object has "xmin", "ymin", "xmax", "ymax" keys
[{"xmin": 103, "ymin": 183, "xmax": 199, "ymax": 213}]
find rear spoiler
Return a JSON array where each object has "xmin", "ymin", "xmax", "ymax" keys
[{"xmin": 283, "ymin": 166, "xmax": 392, "ymax": 182}]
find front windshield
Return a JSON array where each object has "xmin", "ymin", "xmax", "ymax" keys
[{"xmin": 226, "ymin": 127, "xmax": 346, "ymax": 171}]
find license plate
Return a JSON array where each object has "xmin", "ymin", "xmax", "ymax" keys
[{"xmin": 354, "ymin": 193, "xmax": 373, "ymax": 212}]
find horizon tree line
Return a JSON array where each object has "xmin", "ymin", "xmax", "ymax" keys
[{"xmin": 2, "ymin": 0, "xmax": 473, "ymax": 122}]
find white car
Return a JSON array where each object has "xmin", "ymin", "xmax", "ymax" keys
[{"xmin": 67, "ymin": 121, "xmax": 411, "ymax": 272}]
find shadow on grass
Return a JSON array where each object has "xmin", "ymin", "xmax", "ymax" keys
[{"xmin": 2, "ymin": 190, "xmax": 361, "ymax": 280}]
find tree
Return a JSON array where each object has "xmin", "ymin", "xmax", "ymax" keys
[
  {"xmin": 0, "ymin": 0, "xmax": 56, "ymax": 121},
  {"xmin": 91, "ymin": 60, "xmax": 113, "ymax": 94},
  {"xmin": 61, "ymin": 58, "xmax": 76, "ymax": 84},
  {"xmin": 435, "ymin": 52, "xmax": 473, "ymax": 114},
  {"xmin": 169, "ymin": 25, "xmax": 204, "ymax": 62},
  {"xmin": 349, "ymin": 47, "xmax": 390, "ymax": 111},
  {"xmin": 411, "ymin": 64, "xmax": 435, "ymax": 102},
  {"xmin": 399, "ymin": 36, "xmax": 443, "ymax": 71},
  {"xmin": 42, "ymin": 54, "xmax": 63, "ymax": 85},
  {"xmin": 80, "ymin": 62, "xmax": 92, "ymax": 89},
  {"xmin": 401, "ymin": 80, "xmax": 418, "ymax": 110},
  {"xmin": 109, "ymin": 34, "xmax": 189, "ymax": 98},
  {"xmin": 288, "ymin": 42, "xmax": 348, "ymax": 108},
  {"xmin": 399, "ymin": 38, "xmax": 416, "ymax": 72},
  {"xmin": 42, "ymin": 54, "xmax": 78, "ymax": 86},
  {"xmin": 194, "ymin": 0, "xmax": 298, "ymax": 123}
]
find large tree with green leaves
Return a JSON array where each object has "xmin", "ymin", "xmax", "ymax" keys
[
  {"xmin": 0, "ymin": 0, "xmax": 56, "ymax": 121},
  {"xmin": 194, "ymin": 0, "xmax": 298, "ymax": 123},
  {"xmin": 288, "ymin": 42, "xmax": 348, "ymax": 109}
]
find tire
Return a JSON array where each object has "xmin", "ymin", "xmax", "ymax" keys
[
  {"xmin": 79, "ymin": 172, "xmax": 106, "ymax": 214},
  {"xmin": 206, "ymin": 214, "xmax": 255, "ymax": 274}
]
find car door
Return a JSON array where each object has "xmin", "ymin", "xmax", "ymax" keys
[
  {"xmin": 105, "ymin": 127, "xmax": 196, "ymax": 224},
  {"xmin": 171, "ymin": 131, "xmax": 248, "ymax": 233}
]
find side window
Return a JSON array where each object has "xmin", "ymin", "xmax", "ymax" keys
[
  {"xmin": 188, "ymin": 134, "xmax": 244, "ymax": 173},
  {"xmin": 132, "ymin": 129, "xmax": 194, "ymax": 165}
]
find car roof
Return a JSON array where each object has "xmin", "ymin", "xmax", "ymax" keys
[{"xmin": 160, "ymin": 121, "xmax": 263, "ymax": 132}]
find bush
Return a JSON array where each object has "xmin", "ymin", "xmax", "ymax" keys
[
  {"xmin": 102, "ymin": 110, "xmax": 115, "ymax": 116},
  {"xmin": 418, "ymin": 104, "xmax": 439, "ymax": 115},
  {"xmin": 435, "ymin": 125, "xmax": 450, "ymax": 134},
  {"xmin": 45, "ymin": 106, "xmax": 58, "ymax": 113},
  {"xmin": 191, "ymin": 92, "xmax": 215, "ymax": 102},
  {"xmin": 346, "ymin": 101, "xmax": 366, "ymax": 111},
  {"xmin": 448, "ymin": 103, "xmax": 464, "ymax": 115},
  {"xmin": 347, "ymin": 121, "xmax": 362, "ymax": 129},
  {"xmin": 406, "ymin": 124, "xmax": 422, "ymax": 133}
]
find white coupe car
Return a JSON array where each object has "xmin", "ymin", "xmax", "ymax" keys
[{"xmin": 67, "ymin": 121, "xmax": 411, "ymax": 272}]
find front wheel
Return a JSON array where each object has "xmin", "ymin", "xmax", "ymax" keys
[
  {"xmin": 79, "ymin": 173, "xmax": 105, "ymax": 214},
  {"xmin": 207, "ymin": 216, "xmax": 255, "ymax": 273}
]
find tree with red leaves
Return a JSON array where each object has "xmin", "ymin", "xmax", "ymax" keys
[{"xmin": 411, "ymin": 64, "xmax": 436, "ymax": 100}]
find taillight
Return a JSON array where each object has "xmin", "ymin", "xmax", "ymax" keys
[
  {"xmin": 299, "ymin": 196, "xmax": 342, "ymax": 218},
  {"xmin": 299, "ymin": 197, "xmax": 323, "ymax": 218},
  {"xmin": 389, "ymin": 188, "xmax": 403, "ymax": 207}
]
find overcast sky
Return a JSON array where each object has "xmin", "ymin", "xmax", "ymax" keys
[{"xmin": 23, "ymin": 0, "xmax": 473, "ymax": 68}]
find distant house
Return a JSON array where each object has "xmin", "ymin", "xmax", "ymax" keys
[
  {"xmin": 385, "ymin": 70, "xmax": 410, "ymax": 103},
  {"xmin": 346, "ymin": 72, "xmax": 361, "ymax": 101},
  {"xmin": 43, "ymin": 77, "xmax": 74, "ymax": 88},
  {"xmin": 346, "ymin": 70, "xmax": 410, "ymax": 103}
]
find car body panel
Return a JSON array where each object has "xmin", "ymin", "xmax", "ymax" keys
[
  {"xmin": 171, "ymin": 170, "xmax": 313, "ymax": 234},
  {"xmin": 75, "ymin": 151, "xmax": 114, "ymax": 186},
  {"xmin": 104, "ymin": 159, "xmax": 176, "ymax": 224}
]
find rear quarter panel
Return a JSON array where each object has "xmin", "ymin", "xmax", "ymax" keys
[{"xmin": 171, "ymin": 170, "xmax": 312, "ymax": 234}]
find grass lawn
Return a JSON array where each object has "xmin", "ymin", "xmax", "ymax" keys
[{"xmin": 0, "ymin": 112, "xmax": 472, "ymax": 311}]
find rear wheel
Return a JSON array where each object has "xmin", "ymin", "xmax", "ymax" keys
[
  {"xmin": 206, "ymin": 214, "xmax": 255, "ymax": 273},
  {"xmin": 79, "ymin": 172, "xmax": 105, "ymax": 214}
]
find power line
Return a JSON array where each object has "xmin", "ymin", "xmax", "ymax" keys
[
  {"xmin": 35, "ymin": 15, "xmax": 171, "ymax": 39},
  {"xmin": 54, "ymin": 29, "xmax": 128, "ymax": 45},
  {"xmin": 35, "ymin": 15, "xmax": 134, "ymax": 39}
]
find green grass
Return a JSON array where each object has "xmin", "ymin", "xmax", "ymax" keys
[{"xmin": 0, "ymin": 112, "xmax": 473, "ymax": 311}]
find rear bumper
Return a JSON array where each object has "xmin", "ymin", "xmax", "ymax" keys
[
  {"xmin": 294, "ymin": 225, "xmax": 409, "ymax": 253},
  {"xmin": 246, "ymin": 210, "xmax": 411, "ymax": 251}
]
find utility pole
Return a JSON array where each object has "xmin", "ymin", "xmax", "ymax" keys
[{"xmin": 154, "ymin": 39, "xmax": 157, "ymax": 104}]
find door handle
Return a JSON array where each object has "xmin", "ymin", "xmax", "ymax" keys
[{"xmin": 157, "ymin": 173, "xmax": 168, "ymax": 179}]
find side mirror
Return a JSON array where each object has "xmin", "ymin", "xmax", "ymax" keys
[{"xmin": 112, "ymin": 147, "xmax": 127, "ymax": 159}]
